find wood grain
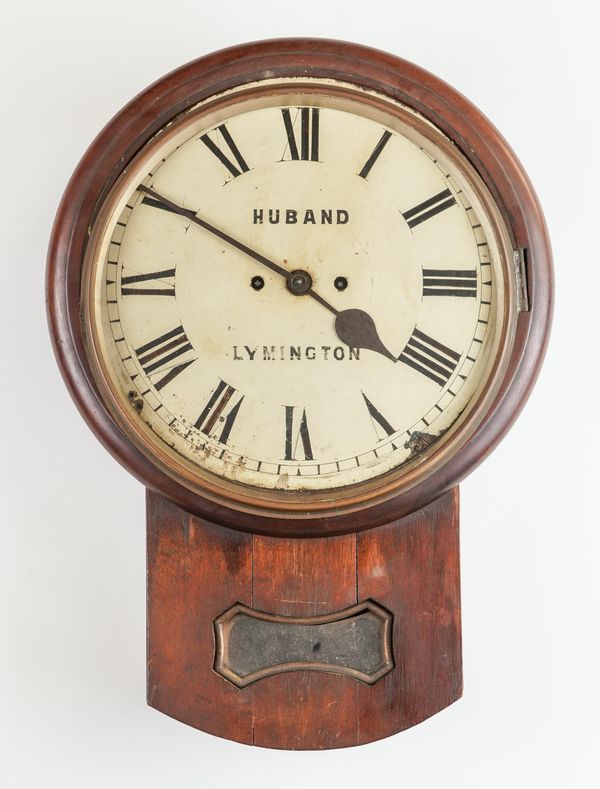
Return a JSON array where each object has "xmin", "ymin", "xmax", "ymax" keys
[
  {"xmin": 251, "ymin": 532, "xmax": 359, "ymax": 749},
  {"xmin": 358, "ymin": 488, "xmax": 462, "ymax": 741},
  {"xmin": 147, "ymin": 489, "xmax": 461, "ymax": 748},
  {"xmin": 146, "ymin": 489, "xmax": 254, "ymax": 743}
]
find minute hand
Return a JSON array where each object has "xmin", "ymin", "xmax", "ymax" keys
[
  {"xmin": 138, "ymin": 185, "xmax": 396, "ymax": 362},
  {"xmin": 139, "ymin": 184, "xmax": 292, "ymax": 283}
]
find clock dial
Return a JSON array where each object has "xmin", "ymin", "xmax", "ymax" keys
[{"xmin": 86, "ymin": 81, "xmax": 514, "ymax": 496}]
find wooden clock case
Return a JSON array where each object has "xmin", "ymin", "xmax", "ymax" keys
[{"xmin": 47, "ymin": 38, "xmax": 553, "ymax": 748}]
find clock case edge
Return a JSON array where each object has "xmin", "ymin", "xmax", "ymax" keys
[{"xmin": 46, "ymin": 37, "xmax": 553, "ymax": 537}]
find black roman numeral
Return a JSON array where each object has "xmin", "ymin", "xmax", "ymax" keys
[
  {"xmin": 194, "ymin": 380, "xmax": 244, "ymax": 445},
  {"xmin": 358, "ymin": 130, "xmax": 392, "ymax": 179},
  {"xmin": 200, "ymin": 124, "xmax": 250, "ymax": 179},
  {"xmin": 398, "ymin": 329, "xmax": 461, "ymax": 387},
  {"xmin": 121, "ymin": 268, "xmax": 176, "ymax": 296},
  {"xmin": 422, "ymin": 269, "xmax": 477, "ymax": 298},
  {"xmin": 284, "ymin": 406, "xmax": 313, "ymax": 460},
  {"xmin": 362, "ymin": 393, "xmax": 396, "ymax": 438},
  {"xmin": 134, "ymin": 325, "xmax": 195, "ymax": 391},
  {"xmin": 281, "ymin": 108, "xmax": 320, "ymax": 162},
  {"xmin": 402, "ymin": 188, "xmax": 457, "ymax": 229}
]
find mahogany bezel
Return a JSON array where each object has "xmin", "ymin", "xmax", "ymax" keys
[{"xmin": 47, "ymin": 38, "xmax": 553, "ymax": 537}]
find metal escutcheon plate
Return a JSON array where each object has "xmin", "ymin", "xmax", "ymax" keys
[{"xmin": 214, "ymin": 600, "xmax": 394, "ymax": 687}]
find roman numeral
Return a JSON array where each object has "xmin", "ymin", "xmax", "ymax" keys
[
  {"xmin": 358, "ymin": 130, "xmax": 392, "ymax": 179},
  {"xmin": 422, "ymin": 269, "xmax": 477, "ymax": 298},
  {"xmin": 402, "ymin": 188, "xmax": 457, "ymax": 229},
  {"xmin": 284, "ymin": 406, "xmax": 313, "ymax": 460},
  {"xmin": 200, "ymin": 124, "xmax": 250, "ymax": 179},
  {"xmin": 194, "ymin": 380, "xmax": 244, "ymax": 445},
  {"xmin": 362, "ymin": 393, "xmax": 396, "ymax": 438},
  {"xmin": 398, "ymin": 329, "xmax": 461, "ymax": 387},
  {"xmin": 281, "ymin": 108, "xmax": 320, "ymax": 162},
  {"xmin": 134, "ymin": 325, "xmax": 195, "ymax": 391},
  {"xmin": 121, "ymin": 268, "xmax": 176, "ymax": 296}
]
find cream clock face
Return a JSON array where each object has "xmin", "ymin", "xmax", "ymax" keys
[{"xmin": 86, "ymin": 81, "xmax": 513, "ymax": 496}]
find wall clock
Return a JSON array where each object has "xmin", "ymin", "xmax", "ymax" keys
[{"xmin": 47, "ymin": 38, "xmax": 552, "ymax": 749}]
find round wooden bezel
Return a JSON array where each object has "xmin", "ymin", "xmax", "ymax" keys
[{"xmin": 47, "ymin": 38, "xmax": 553, "ymax": 537}]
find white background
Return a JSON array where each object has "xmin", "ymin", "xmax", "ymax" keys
[{"xmin": 2, "ymin": 1, "xmax": 598, "ymax": 786}]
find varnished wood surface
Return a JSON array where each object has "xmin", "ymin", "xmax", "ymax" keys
[
  {"xmin": 147, "ymin": 493, "xmax": 254, "ymax": 743},
  {"xmin": 147, "ymin": 488, "xmax": 461, "ymax": 748},
  {"xmin": 357, "ymin": 487, "xmax": 461, "ymax": 741},
  {"xmin": 251, "ymin": 530, "xmax": 359, "ymax": 748},
  {"xmin": 47, "ymin": 38, "xmax": 553, "ymax": 537}
]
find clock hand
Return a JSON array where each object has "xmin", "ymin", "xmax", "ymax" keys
[
  {"xmin": 138, "ymin": 185, "xmax": 396, "ymax": 362},
  {"xmin": 139, "ymin": 185, "xmax": 291, "ymax": 280},
  {"xmin": 334, "ymin": 309, "xmax": 398, "ymax": 363},
  {"xmin": 139, "ymin": 186, "xmax": 343, "ymax": 312}
]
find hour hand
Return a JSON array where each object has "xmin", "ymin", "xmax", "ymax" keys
[{"xmin": 334, "ymin": 309, "xmax": 397, "ymax": 362}]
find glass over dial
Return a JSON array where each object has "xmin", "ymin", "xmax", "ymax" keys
[{"xmin": 86, "ymin": 82, "xmax": 514, "ymax": 497}]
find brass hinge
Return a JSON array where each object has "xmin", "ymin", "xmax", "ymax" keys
[{"xmin": 513, "ymin": 248, "xmax": 530, "ymax": 312}]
